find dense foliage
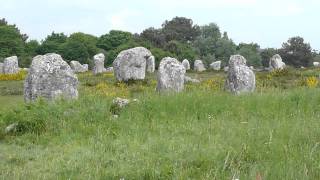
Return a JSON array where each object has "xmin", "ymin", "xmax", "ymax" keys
[{"xmin": 0, "ymin": 17, "xmax": 319, "ymax": 68}]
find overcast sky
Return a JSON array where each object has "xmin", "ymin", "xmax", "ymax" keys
[{"xmin": 1, "ymin": 0, "xmax": 319, "ymax": 50}]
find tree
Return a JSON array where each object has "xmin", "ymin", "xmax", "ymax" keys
[
  {"xmin": 279, "ymin": 36, "xmax": 313, "ymax": 67},
  {"xmin": 214, "ymin": 38, "xmax": 237, "ymax": 65},
  {"xmin": 25, "ymin": 40, "xmax": 40, "ymax": 57},
  {"xmin": 260, "ymin": 48, "xmax": 277, "ymax": 67},
  {"xmin": 97, "ymin": 30, "xmax": 132, "ymax": 51},
  {"xmin": 19, "ymin": 40, "xmax": 40, "ymax": 67},
  {"xmin": 199, "ymin": 23, "xmax": 221, "ymax": 40},
  {"xmin": 140, "ymin": 27, "xmax": 166, "ymax": 48},
  {"xmin": 36, "ymin": 32, "xmax": 67, "ymax": 55},
  {"xmin": 162, "ymin": 17, "xmax": 200, "ymax": 42},
  {"xmin": 150, "ymin": 48, "xmax": 175, "ymax": 68},
  {"xmin": 237, "ymin": 43, "xmax": 262, "ymax": 67},
  {"xmin": 193, "ymin": 23, "xmax": 221, "ymax": 57},
  {"xmin": 312, "ymin": 50, "xmax": 320, "ymax": 63},
  {"xmin": 60, "ymin": 41, "xmax": 89, "ymax": 64},
  {"xmin": 0, "ymin": 18, "xmax": 27, "ymax": 59},
  {"xmin": 164, "ymin": 40, "xmax": 198, "ymax": 62},
  {"xmin": 68, "ymin": 33, "xmax": 99, "ymax": 57}
]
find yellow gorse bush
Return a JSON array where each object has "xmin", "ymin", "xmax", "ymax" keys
[
  {"xmin": 201, "ymin": 79, "xmax": 221, "ymax": 91},
  {"xmin": 103, "ymin": 72, "xmax": 114, "ymax": 78},
  {"xmin": 186, "ymin": 77, "xmax": 223, "ymax": 91},
  {"xmin": 305, "ymin": 76, "xmax": 318, "ymax": 88},
  {"xmin": 95, "ymin": 82, "xmax": 129, "ymax": 97},
  {"xmin": 269, "ymin": 69, "xmax": 289, "ymax": 78},
  {"xmin": 0, "ymin": 70, "xmax": 27, "ymax": 81}
]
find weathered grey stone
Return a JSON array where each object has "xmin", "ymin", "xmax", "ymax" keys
[
  {"xmin": 313, "ymin": 62, "xmax": 319, "ymax": 67},
  {"xmin": 93, "ymin": 53, "xmax": 105, "ymax": 75},
  {"xmin": 4, "ymin": 123, "xmax": 18, "ymax": 134},
  {"xmin": 146, "ymin": 56, "xmax": 155, "ymax": 73},
  {"xmin": 70, "ymin": 61, "xmax": 87, "ymax": 73},
  {"xmin": 3, "ymin": 56, "xmax": 19, "ymax": 74},
  {"xmin": 210, "ymin": 61, "xmax": 221, "ymax": 71},
  {"xmin": 184, "ymin": 76, "xmax": 200, "ymax": 83},
  {"xmin": 224, "ymin": 66, "xmax": 229, "ymax": 72},
  {"xmin": 110, "ymin": 97, "xmax": 132, "ymax": 115},
  {"xmin": 182, "ymin": 59, "xmax": 190, "ymax": 70},
  {"xmin": 113, "ymin": 47, "xmax": 152, "ymax": 81},
  {"xmin": 105, "ymin": 67, "xmax": 114, "ymax": 73},
  {"xmin": 156, "ymin": 57, "xmax": 186, "ymax": 92},
  {"xmin": 82, "ymin": 64, "xmax": 88, "ymax": 71},
  {"xmin": 194, "ymin": 60, "xmax": 206, "ymax": 72},
  {"xmin": 225, "ymin": 55, "xmax": 255, "ymax": 94},
  {"xmin": 0, "ymin": 63, "xmax": 3, "ymax": 74},
  {"xmin": 112, "ymin": 97, "xmax": 130, "ymax": 108},
  {"xmin": 24, "ymin": 53, "xmax": 78, "ymax": 102},
  {"xmin": 269, "ymin": 54, "xmax": 285, "ymax": 70}
]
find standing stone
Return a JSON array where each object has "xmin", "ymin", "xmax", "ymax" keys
[
  {"xmin": 210, "ymin": 61, "xmax": 221, "ymax": 71},
  {"xmin": 3, "ymin": 56, "xmax": 19, "ymax": 74},
  {"xmin": 113, "ymin": 47, "xmax": 152, "ymax": 81},
  {"xmin": 313, "ymin": 62, "xmax": 319, "ymax": 67},
  {"xmin": 70, "ymin": 61, "xmax": 87, "ymax": 73},
  {"xmin": 269, "ymin": 54, "xmax": 285, "ymax": 70},
  {"xmin": 194, "ymin": 60, "xmax": 206, "ymax": 72},
  {"xmin": 0, "ymin": 63, "xmax": 3, "ymax": 74},
  {"xmin": 225, "ymin": 55, "xmax": 255, "ymax": 94},
  {"xmin": 156, "ymin": 57, "xmax": 186, "ymax": 93},
  {"xmin": 93, "ymin": 53, "xmax": 105, "ymax": 75},
  {"xmin": 146, "ymin": 55, "xmax": 155, "ymax": 73},
  {"xmin": 24, "ymin": 53, "xmax": 78, "ymax": 102},
  {"xmin": 182, "ymin": 59, "xmax": 190, "ymax": 70},
  {"xmin": 82, "ymin": 64, "xmax": 89, "ymax": 71}
]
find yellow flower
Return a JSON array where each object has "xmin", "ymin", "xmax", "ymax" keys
[
  {"xmin": 0, "ymin": 70, "xmax": 27, "ymax": 81},
  {"xmin": 94, "ymin": 82, "xmax": 129, "ymax": 97},
  {"xmin": 305, "ymin": 76, "xmax": 318, "ymax": 88}
]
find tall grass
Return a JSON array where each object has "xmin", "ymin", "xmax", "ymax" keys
[{"xmin": 1, "ymin": 88, "xmax": 320, "ymax": 179}]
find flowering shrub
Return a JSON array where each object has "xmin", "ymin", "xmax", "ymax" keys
[
  {"xmin": 0, "ymin": 70, "xmax": 27, "ymax": 81},
  {"xmin": 94, "ymin": 82, "xmax": 129, "ymax": 97},
  {"xmin": 305, "ymin": 76, "xmax": 318, "ymax": 88},
  {"xmin": 269, "ymin": 69, "xmax": 289, "ymax": 77},
  {"xmin": 103, "ymin": 72, "xmax": 114, "ymax": 78},
  {"xmin": 186, "ymin": 77, "xmax": 224, "ymax": 92}
]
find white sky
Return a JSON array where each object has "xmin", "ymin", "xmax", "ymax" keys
[{"xmin": 1, "ymin": 0, "xmax": 319, "ymax": 49}]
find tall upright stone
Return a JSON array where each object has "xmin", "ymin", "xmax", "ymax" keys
[
  {"xmin": 93, "ymin": 53, "xmax": 105, "ymax": 75},
  {"xmin": 24, "ymin": 53, "xmax": 78, "ymax": 102},
  {"xmin": 225, "ymin": 55, "xmax": 255, "ymax": 94},
  {"xmin": 3, "ymin": 56, "xmax": 19, "ymax": 74},
  {"xmin": 194, "ymin": 60, "xmax": 206, "ymax": 72},
  {"xmin": 269, "ymin": 54, "xmax": 285, "ymax": 70},
  {"xmin": 113, "ymin": 47, "xmax": 152, "ymax": 81},
  {"xmin": 156, "ymin": 57, "xmax": 186, "ymax": 93},
  {"xmin": 146, "ymin": 55, "xmax": 155, "ymax": 73},
  {"xmin": 182, "ymin": 59, "xmax": 190, "ymax": 70}
]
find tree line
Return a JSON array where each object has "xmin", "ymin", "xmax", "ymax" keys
[{"xmin": 0, "ymin": 17, "xmax": 319, "ymax": 68}]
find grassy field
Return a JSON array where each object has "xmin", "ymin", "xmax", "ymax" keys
[{"xmin": 1, "ymin": 69, "xmax": 320, "ymax": 179}]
